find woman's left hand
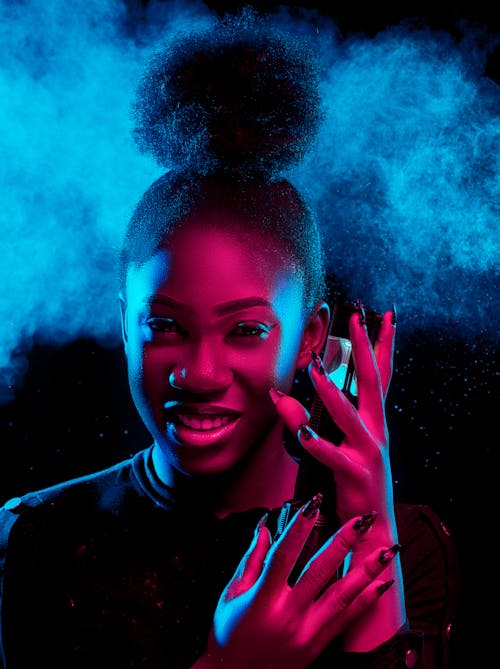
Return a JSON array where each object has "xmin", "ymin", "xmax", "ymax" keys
[
  {"xmin": 196, "ymin": 510, "xmax": 400, "ymax": 669},
  {"xmin": 270, "ymin": 304, "xmax": 406, "ymax": 651},
  {"xmin": 271, "ymin": 304, "xmax": 397, "ymax": 533}
]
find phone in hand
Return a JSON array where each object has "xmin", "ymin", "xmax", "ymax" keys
[
  {"xmin": 278, "ymin": 301, "xmax": 382, "ymax": 585},
  {"xmin": 310, "ymin": 301, "xmax": 383, "ymax": 441}
]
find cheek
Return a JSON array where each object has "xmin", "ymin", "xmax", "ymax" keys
[
  {"xmin": 141, "ymin": 346, "xmax": 172, "ymax": 389},
  {"xmin": 127, "ymin": 339, "xmax": 170, "ymax": 404},
  {"xmin": 235, "ymin": 336, "xmax": 295, "ymax": 393},
  {"xmin": 130, "ymin": 347, "xmax": 175, "ymax": 431},
  {"xmin": 272, "ymin": 326, "xmax": 304, "ymax": 386}
]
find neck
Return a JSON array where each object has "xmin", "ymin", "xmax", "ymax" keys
[{"xmin": 152, "ymin": 422, "xmax": 298, "ymax": 518}]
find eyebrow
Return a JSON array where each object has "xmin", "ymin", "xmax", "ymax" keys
[
  {"xmin": 214, "ymin": 297, "xmax": 273, "ymax": 316},
  {"xmin": 149, "ymin": 295, "xmax": 273, "ymax": 316}
]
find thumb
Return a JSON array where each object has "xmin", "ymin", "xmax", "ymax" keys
[
  {"xmin": 297, "ymin": 423, "xmax": 354, "ymax": 475},
  {"xmin": 269, "ymin": 390, "xmax": 310, "ymax": 436},
  {"xmin": 224, "ymin": 514, "xmax": 271, "ymax": 600}
]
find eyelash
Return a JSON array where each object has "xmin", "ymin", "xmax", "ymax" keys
[{"xmin": 145, "ymin": 317, "xmax": 273, "ymax": 340}]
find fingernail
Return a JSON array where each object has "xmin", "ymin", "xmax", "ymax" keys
[
  {"xmin": 269, "ymin": 388, "xmax": 286, "ymax": 404},
  {"xmin": 302, "ymin": 492, "xmax": 323, "ymax": 519},
  {"xmin": 391, "ymin": 303, "xmax": 397, "ymax": 326},
  {"xmin": 376, "ymin": 578, "xmax": 395, "ymax": 595},
  {"xmin": 356, "ymin": 298, "xmax": 366, "ymax": 327},
  {"xmin": 310, "ymin": 350, "xmax": 326, "ymax": 375},
  {"xmin": 353, "ymin": 510, "xmax": 378, "ymax": 534},
  {"xmin": 254, "ymin": 513, "xmax": 269, "ymax": 537},
  {"xmin": 378, "ymin": 544, "xmax": 401, "ymax": 564},
  {"xmin": 299, "ymin": 423, "xmax": 315, "ymax": 441}
]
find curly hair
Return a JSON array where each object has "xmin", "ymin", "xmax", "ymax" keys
[
  {"xmin": 120, "ymin": 7, "xmax": 327, "ymax": 312},
  {"xmin": 132, "ymin": 7, "xmax": 323, "ymax": 178}
]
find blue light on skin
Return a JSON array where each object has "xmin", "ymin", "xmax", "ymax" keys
[
  {"xmin": 1, "ymin": 5, "xmax": 497, "ymax": 402},
  {"xmin": 119, "ymin": 218, "xmax": 329, "ymax": 515}
]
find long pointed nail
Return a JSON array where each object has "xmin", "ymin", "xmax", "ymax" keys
[
  {"xmin": 269, "ymin": 388, "xmax": 286, "ymax": 404},
  {"xmin": 299, "ymin": 423, "xmax": 315, "ymax": 441},
  {"xmin": 391, "ymin": 303, "xmax": 397, "ymax": 326},
  {"xmin": 356, "ymin": 298, "xmax": 366, "ymax": 327},
  {"xmin": 376, "ymin": 578, "xmax": 395, "ymax": 595},
  {"xmin": 353, "ymin": 510, "xmax": 378, "ymax": 534},
  {"xmin": 310, "ymin": 350, "xmax": 325, "ymax": 374},
  {"xmin": 378, "ymin": 544, "xmax": 401, "ymax": 564},
  {"xmin": 254, "ymin": 513, "xmax": 269, "ymax": 538},
  {"xmin": 302, "ymin": 492, "xmax": 323, "ymax": 519}
]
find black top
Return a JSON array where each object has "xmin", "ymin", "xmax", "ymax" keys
[{"xmin": 0, "ymin": 447, "xmax": 458, "ymax": 669}]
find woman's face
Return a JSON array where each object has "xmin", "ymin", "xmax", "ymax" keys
[{"xmin": 121, "ymin": 214, "xmax": 315, "ymax": 477}]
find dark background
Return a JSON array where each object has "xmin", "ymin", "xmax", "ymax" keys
[{"xmin": 1, "ymin": 1, "xmax": 498, "ymax": 665}]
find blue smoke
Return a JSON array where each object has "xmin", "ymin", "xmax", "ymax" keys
[
  {"xmin": 288, "ymin": 15, "xmax": 499, "ymax": 337},
  {"xmin": 0, "ymin": 0, "xmax": 498, "ymax": 401},
  {"xmin": 0, "ymin": 0, "xmax": 212, "ymax": 400}
]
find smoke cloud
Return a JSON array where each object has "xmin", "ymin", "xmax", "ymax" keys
[
  {"xmin": 1, "ymin": 0, "xmax": 498, "ymax": 401},
  {"xmin": 288, "ymin": 13, "xmax": 499, "ymax": 338}
]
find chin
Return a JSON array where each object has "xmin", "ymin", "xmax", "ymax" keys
[{"xmin": 172, "ymin": 446, "xmax": 250, "ymax": 479}]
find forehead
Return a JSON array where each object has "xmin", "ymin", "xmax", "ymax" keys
[{"xmin": 125, "ymin": 215, "xmax": 304, "ymax": 308}]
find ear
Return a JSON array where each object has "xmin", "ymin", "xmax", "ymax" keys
[
  {"xmin": 118, "ymin": 292, "xmax": 128, "ymax": 353},
  {"xmin": 295, "ymin": 300, "xmax": 330, "ymax": 370}
]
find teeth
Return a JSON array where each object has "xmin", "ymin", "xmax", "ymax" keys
[{"xmin": 175, "ymin": 414, "xmax": 235, "ymax": 431}]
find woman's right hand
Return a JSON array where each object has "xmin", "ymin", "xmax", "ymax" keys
[{"xmin": 193, "ymin": 497, "xmax": 399, "ymax": 669}]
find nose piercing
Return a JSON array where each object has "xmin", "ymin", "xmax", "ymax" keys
[{"xmin": 168, "ymin": 367, "xmax": 186, "ymax": 389}]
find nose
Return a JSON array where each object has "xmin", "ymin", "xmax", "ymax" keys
[{"xmin": 169, "ymin": 337, "xmax": 233, "ymax": 394}]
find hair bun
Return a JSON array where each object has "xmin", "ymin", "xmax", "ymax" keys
[{"xmin": 132, "ymin": 8, "xmax": 322, "ymax": 178}]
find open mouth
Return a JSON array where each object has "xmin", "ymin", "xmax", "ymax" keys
[
  {"xmin": 164, "ymin": 403, "xmax": 242, "ymax": 445},
  {"xmin": 173, "ymin": 413, "xmax": 236, "ymax": 431}
]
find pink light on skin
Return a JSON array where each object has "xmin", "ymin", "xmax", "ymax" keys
[{"xmin": 120, "ymin": 213, "xmax": 330, "ymax": 516}]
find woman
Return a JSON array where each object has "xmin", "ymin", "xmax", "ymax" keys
[{"xmin": 0, "ymin": 10, "xmax": 455, "ymax": 668}]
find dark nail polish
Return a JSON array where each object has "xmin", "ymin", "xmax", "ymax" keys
[
  {"xmin": 391, "ymin": 303, "xmax": 397, "ymax": 326},
  {"xmin": 356, "ymin": 298, "xmax": 366, "ymax": 327},
  {"xmin": 353, "ymin": 510, "xmax": 378, "ymax": 534},
  {"xmin": 299, "ymin": 423, "xmax": 315, "ymax": 440},
  {"xmin": 378, "ymin": 544, "xmax": 401, "ymax": 564},
  {"xmin": 302, "ymin": 492, "xmax": 323, "ymax": 519},
  {"xmin": 310, "ymin": 350, "xmax": 325, "ymax": 374},
  {"xmin": 254, "ymin": 513, "xmax": 269, "ymax": 537},
  {"xmin": 376, "ymin": 578, "xmax": 395, "ymax": 595}
]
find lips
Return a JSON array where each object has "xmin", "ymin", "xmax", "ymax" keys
[
  {"xmin": 164, "ymin": 402, "xmax": 242, "ymax": 435},
  {"xmin": 175, "ymin": 413, "xmax": 235, "ymax": 431}
]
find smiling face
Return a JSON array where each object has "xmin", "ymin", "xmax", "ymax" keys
[{"xmin": 121, "ymin": 212, "xmax": 325, "ymax": 481}]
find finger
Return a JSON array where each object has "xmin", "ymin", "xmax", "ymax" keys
[
  {"xmin": 308, "ymin": 357, "xmax": 369, "ymax": 445},
  {"xmin": 349, "ymin": 304, "xmax": 385, "ymax": 434},
  {"xmin": 315, "ymin": 543, "xmax": 400, "ymax": 616},
  {"xmin": 296, "ymin": 423, "xmax": 360, "ymax": 473},
  {"xmin": 261, "ymin": 493, "xmax": 323, "ymax": 589},
  {"xmin": 269, "ymin": 389, "xmax": 310, "ymax": 436},
  {"xmin": 292, "ymin": 512, "xmax": 379, "ymax": 606},
  {"xmin": 224, "ymin": 514, "xmax": 271, "ymax": 600},
  {"xmin": 317, "ymin": 577, "xmax": 396, "ymax": 647},
  {"xmin": 313, "ymin": 543, "xmax": 400, "ymax": 628},
  {"xmin": 373, "ymin": 306, "xmax": 396, "ymax": 399}
]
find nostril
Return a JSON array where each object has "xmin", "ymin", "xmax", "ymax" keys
[
  {"xmin": 168, "ymin": 367, "xmax": 186, "ymax": 389},
  {"xmin": 168, "ymin": 363, "xmax": 232, "ymax": 393}
]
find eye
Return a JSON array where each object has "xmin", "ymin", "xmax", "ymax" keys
[
  {"xmin": 229, "ymin": 322, "xmax": 273, "ymax": 339},
  {"xmin": 145, "ymin": 316, "xmax": 183, "ymax": 335}
]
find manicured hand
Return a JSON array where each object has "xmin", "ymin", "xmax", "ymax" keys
[
  {"xmin": 195, "ymin": 501, "xmax": 399, "ymax": 669},
  {"xmin": 271, "ymin": 305, "xmax": 397, "ymax": 532},
  {"xmin": 269, "ymin": 305, "xmax": 406, "ymax": 651}
]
